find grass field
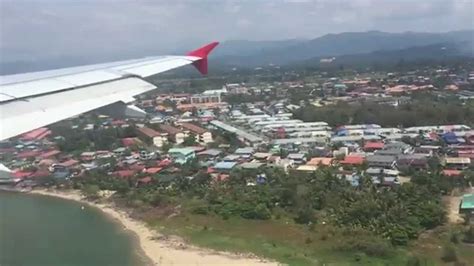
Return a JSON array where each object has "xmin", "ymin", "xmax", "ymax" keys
[{"xmin": 145, "ymin": 213, "xmax": 422, "ymax": 266}]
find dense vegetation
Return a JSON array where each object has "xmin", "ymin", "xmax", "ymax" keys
[
  {"xmin": 66, "ymin": 162, "xmax": 468, "ymax": 264},
  {"xmin": 293, "ymin": 97, "xmax": 474, "ymax": 127}
]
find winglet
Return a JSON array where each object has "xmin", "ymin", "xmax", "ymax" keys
[{"xmin": 187, "ymin": 42, "xmax": 219, "ymax": 75}]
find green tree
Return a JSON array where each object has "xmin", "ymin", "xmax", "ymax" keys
[
  {"xmin": 82, "ymin": 184, "xmax": 100, "ymax": 200},
  {"xmin": 182, "ymin": 133, "xmax": 198, "ymax": 146}
]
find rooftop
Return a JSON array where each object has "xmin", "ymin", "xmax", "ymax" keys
[
  {"xmin": 168, "ymin": 148, "xmax": 195, "ymax": 156},
  {"xmin": 137, "ymin": 127, "xmax": 161, "ymax": 138},
  {"xmin": 460, "ymin": 194, "xmax": 474, "ymax": 210},
  {"xmin": 159, "ymin": 124, "xmax": 182, "ymax": 135},
  {"xmin": 180, "ymin": 122, "xmax": 207, "ymax": 134},
  {"xmin": 214, "ymin": 161, "xmax": 238, "ymax": 170}
]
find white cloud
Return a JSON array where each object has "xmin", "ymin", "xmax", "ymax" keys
[{"xmin": 0, "ymin": 0, "xmax": 471, "ymax": 60}]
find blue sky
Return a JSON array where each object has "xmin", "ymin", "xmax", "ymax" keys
[{"xmin": 0, "ymin": 0, "xmax": 472, "ymax": 60}]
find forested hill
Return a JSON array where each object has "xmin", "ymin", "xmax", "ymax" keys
[{"xmin": 213, "ymin": 30, "xmax": 474, "ymax": 66}]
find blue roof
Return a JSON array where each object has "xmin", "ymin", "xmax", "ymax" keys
[{"xmin": 214, "ymin": 161, "xmax": 238, "ymax": 170}]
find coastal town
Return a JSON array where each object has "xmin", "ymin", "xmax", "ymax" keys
[
  {"xmin": 1, "ymin": 64, "xmax": 474, "ymax": 264},
  {"xmin": 2, "ymin": 65, "xmax": 474, "ymax": 214}
]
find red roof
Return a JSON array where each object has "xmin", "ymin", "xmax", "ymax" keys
[
  {"xmin": 138, "ymin": 176, "xmax": 153, "ymax": 184},
  {"xmin": 59, "ymin": 159, "xmax": 79, "ymax": 167},
  {"xmin": 12, "ymin": 171, "xmax": 33, "ymax": 179},
  {"xmin": 307, "ymin": 157, "xmax": 333, "ymax": 166},
  {"xmin": 31, "ymin": 169, "xmax": 50, "ymax": 178},
  {"xmin": 158, "ymin": 159, "xmax": 172, "ymax": 167},
  {"xmin": 39, "ymin": 150, "xmax": 61, "ymax": 159},
  {"xmin": 122, "ymin": 138, "xmax": 137, "ymax": 147},
  {"xmin": 145, "ymin": 167, "xmax": 162, "ymax": 174},
  {"xmin": 340, "ymin": 155, "xmax": 365, "ymax": 165},
  {"xmin": 21, "ymin": 128, "xmax": 51, "ymax": 140},
  {"xmin": 114, "ymin": 170, "xmax": 136, "ymax": 178},
  {"xmin": 17, "ymin": 150, "xmax": 41, "ymax": 159},
  {"xmin": 181, "ymin": 122, "xmax": 207, "ymax": 134},
  {"xmin": 363, "ymin": 141, "xmax": 384, "ymax": 150},
  {"xmin": 129, "ymin": 164, "xmax": 146, "ymax": 171},
  {"xmin": 442, "ymin": 169, "xmax": 462, "ymax": 177}
]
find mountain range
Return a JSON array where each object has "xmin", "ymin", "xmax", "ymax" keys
[
  {"xmin": 213, "ymin": 30, "xmax": 474, "ymax": 66},
  {"xmin": 1, "ymin": 30, "xmax": 473, "ymax": 74}
]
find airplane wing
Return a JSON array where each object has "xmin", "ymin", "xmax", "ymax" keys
[{"xmin": 0, "ymin": 42, "xmax": 219, "ymax": 141}]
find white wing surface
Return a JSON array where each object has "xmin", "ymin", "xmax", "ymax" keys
[{"xmin": 0, "ymin": 42, "xmax": 218, "ymax": 140}]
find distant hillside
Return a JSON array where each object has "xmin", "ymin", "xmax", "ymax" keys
[
  {"xmin": 295, "ymin": 41, "xmax": 474, "ymax": 69},
  {"xmin": 1, "ymin": 30, "xmax": 473, "ymax": 74},
  {"xmin": 214, "ymin": 30, "xmax": 474, "ymax": 66}
]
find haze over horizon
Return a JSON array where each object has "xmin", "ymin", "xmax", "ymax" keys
[{"xmin": 1, "ymin": 0, "xmax": 473, "ymax": 62}]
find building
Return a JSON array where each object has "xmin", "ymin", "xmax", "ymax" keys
[
  {"xmin": 210, "ymin": 120, "xmax": 263, "ymax": 145},
  {"xmin": 190, "ymin": 93, "xmax": 222, "ymax": 104},
  {"xmin": 397, "ymin": 154, "xmax": 429, "ymax": 171},
  {"xmin": 213, "ymin": 161, "xmax": 237, "ymax": 173},
  {"xmin": 366, "ymin": 155, "xmax": 396, "ymax": 169},
  {"xmin": 168, "ymin": 148, "xmax": 195, "ymax": 164},
  {"xmin": 136, "ymin": 127, "xmax": 168, "ymax": 148},
  {"xmin": 287, "ymin": 153, "xmax": 307, "ymax": 165},
  {"xmin": 159, "ymin": 124, "xmax": 187, "ymax": 144},
  {"xmin": 444, "ymin": 157, "xmax": 471, "ymax": 170},
  {"xmin": 460, "ymin": 194, "xmax": 474, "ymax": 217},
  {"xmin": 180, "ymin": 123, "xmax": 213, "ymax": 143},
  {"xmin": 340, "ymin": 154, "xmax": 365, "ymax": 166}
]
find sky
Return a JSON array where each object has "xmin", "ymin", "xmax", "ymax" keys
[{"xmin": 0, "ymin": 0, "xmax": 473, "ymax": 61}]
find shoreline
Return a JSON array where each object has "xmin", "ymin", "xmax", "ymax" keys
[{"xmin": 29, "ymin": 189, "xmax": 278, "ymax": 266}]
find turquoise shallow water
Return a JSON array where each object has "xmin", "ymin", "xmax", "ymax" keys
[{"xmin": 0, "ymin": 191, "xmax": 146, "ymax": 266}]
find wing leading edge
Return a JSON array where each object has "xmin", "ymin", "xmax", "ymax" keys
[{"xmin": 0, "ymin": 42, "xmax": 219, "ymax": 140}]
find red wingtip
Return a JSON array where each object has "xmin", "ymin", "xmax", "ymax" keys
[
  {"xmin": 187, "ymin": 41, "xmax": 219, "ymax": 58},
  {"xmin": 187, "ymin": 42, "xmax": 219, "ymax": 75}
]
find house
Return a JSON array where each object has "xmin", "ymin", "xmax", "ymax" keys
[
  {"xmin": 21, "ymin": 128, "xmax": 51, "ymax": 141},
  {"xmin": 58, "ymin": 159, "xmax": 79, "ymax": 168},
  {"xmin": 306, "ymin": 157, "xmax": 333, "ymax": 167},
  {"xmin": 144, "ymin": 167, "xmax": 162, "ymax": 174},
  {"xmin": 80, "ymin": 152, "xmax": 96, "ymax": 161},
  {"xmin": 366, "ymin": 155, "xmax": 396, "ymax": 169},
  {"xmin": 122, "ymin": 137, "xmax": 140, "ymax": 147},
  {"xmin": 444, "ymin": 157, "xmax": 471, "ymax": 170},
  {"xmin": 253, "ymin": 152, "xmax": 272, "ymax": 162},
  {"xmin": 168, "ymin": 148, "xmax": 195, "ymax": 164},
  {"xmin": 159, "ymin": 124, "xmax": 187, "ymax": 144},
  {"xmin": 197, "ymin": 149, "xmax": 222, "ymax": 160},
  {"xmin": 296, "ymin": 165, "xmax": 318, "ymax": 172},
  {"xmin": 239, "ymin": 162, "xmax": 265, "ymax": 170},
  {"xmin": 114, "ymin": 170, "xmax": 136, "ymax": 178},
  {"xmin": 235, "ymin": 147, "xmax": 255, "ymax": 156},
  {"xmin": 213, "ymin": 161, "xmax": 238, "ymax": 173},
  {"xmin": 442, "ymin": 169, "xmax": 462, "ymax": 177},
  {"xmin": 383, "ymin": 142, "xmax": 412, "ymax": 154},
  {"xmin": 340, "ymin": 154, "xmax": 365, "ymax": 166},
  {"xmin": 38, "ymin": 150, "xmax": 61, "ymax": 159},
  {"xmin": 287, "ymin": 153, "xmax": 306, "ymax": 165},
  {"xmin": 136, "ymin": 126, "xmax": 168, "ymax": 148},
  {"xmin": 223, "ymin": 154, "xmax": 241, "ymax": 162},
  {"xmin": 397, "ymin": 154, "xmax": 429, "ymax": 171},
  {"xmin": 113, "ymin": 147, "xmax": 127, "ymax": 156},
  {"xmin": 363, "ymin": 141, "xmax": 384, "ymax": 152},
  {"xmin": 460, "ymin": 194, "xmax": 474, "ymax": 216},
  {"xmin": 180, "ymin": 122, "xmax": 213, "ymax": 143}
]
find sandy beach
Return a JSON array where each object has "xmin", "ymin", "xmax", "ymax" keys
[{"xmin": 30, "ymin": 189, "xmax": 278, "ymax": 266}]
